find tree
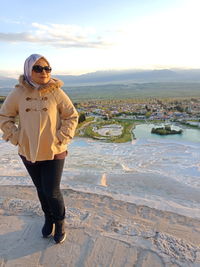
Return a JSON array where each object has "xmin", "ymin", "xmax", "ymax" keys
[
  {"xmin": 145, "ymin": 111, "xmax": 152, "ymax": 118},
  {"xmin": 78, "ymin": 113, "xmax": 86, "ymax": 123},
  {"xmin": 175, "ymin": 105, "xmax": 184, "ymax": 112}
]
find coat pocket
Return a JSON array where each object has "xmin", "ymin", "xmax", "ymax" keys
[
  {"xmin": 55, "ymin": 131, "xmax": 62, "ymax": 146},
  {"xmin": 9, "ymin": 129, "xmax": 20, "ymax": 146}
]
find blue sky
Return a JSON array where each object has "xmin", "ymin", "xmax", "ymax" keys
[{"xmin": 1, "ymin": 0, "xmax": 200, "ymax": 77}]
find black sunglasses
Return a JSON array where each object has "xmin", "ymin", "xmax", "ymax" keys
[{"xmin": 32, "ymin": 65, "xmax": 52, "ymax": 73}]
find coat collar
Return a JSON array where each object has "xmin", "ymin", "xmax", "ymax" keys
[{"xmin": 16, "ymin": 75, "xmax": 64, "ymax": 93}]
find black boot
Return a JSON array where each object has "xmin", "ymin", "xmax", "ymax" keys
[
  {"xmin": 42, "ymin": 215, "xmax": 54, "ymax": 238},
  {"xmin": 54, "ymin": 219, "xmax": 66, "ymax": 244}
]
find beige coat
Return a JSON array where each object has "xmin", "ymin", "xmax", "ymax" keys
[{"xmin": 0, "ymin": 75, "xmax": 78, "ymax": 162}]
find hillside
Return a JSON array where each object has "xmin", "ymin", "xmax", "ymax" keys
[
  {"xmin": 1, "ymin": 69, "xmax": 200, "ymax": 100},
  {"xmin": 63, "ymin": 82, "xmax": 200, "ymax": 101},
  {"xmin": 55, "ymin": 69, "xmax": 200, "ymax": 85}
]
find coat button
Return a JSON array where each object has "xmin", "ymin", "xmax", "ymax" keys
[{"xmin": 25, "ymin": 108, "xmax": 31, "ymax": 112}]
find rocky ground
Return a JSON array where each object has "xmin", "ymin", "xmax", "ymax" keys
[{"xmin": 0, "ymin": 185, "xmax": 200, "ymax": 267}]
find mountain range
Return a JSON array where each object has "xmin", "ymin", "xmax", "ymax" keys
[
  {"xmin": 56, "ymin": 69, "xmax": 200, "ymax": 85},
  {"xmin": 1, "ymin": 69, "xmax": 200, "ymax": 99}
]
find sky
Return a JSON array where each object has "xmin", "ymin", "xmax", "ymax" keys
[{"xmin": 1, "ymin": 0, "xmax": 200, "ymax": 77}]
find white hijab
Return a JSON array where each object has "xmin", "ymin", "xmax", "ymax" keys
[{"xmin": 24, "ymin": 54, "xmax": 50, "ymax": 88}]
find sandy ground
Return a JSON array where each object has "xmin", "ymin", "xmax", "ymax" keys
[{"xmin": 0, "ymin": 185, "xmax": 200, "ymax": 267}]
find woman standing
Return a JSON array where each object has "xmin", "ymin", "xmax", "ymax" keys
[{"xmin": 0, "ymin": 54, "xmax": 78, "ymax": 244}]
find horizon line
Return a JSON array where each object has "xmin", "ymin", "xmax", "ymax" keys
[{"xmin": 2, "ymin": 67, "xmax": 200, "ymax": 79}]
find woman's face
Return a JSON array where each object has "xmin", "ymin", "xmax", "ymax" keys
[{"xmin": 31, "ymin": 58, "xmax": 51, "ymax": 85}]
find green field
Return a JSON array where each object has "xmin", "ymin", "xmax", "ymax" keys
[
  {"xmin": 64, "ymin": 82, "xmax": 200, "ymax": 101},
  {"xmin": 1, "ymin": 82, "xmax": 200, "ymax": 102}
]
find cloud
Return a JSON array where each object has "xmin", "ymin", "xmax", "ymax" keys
[
  {"xmin": 0, "ymin": 32, "xmax": 35, "ymax": 42},
  {"xmin": 0, "ymin": 23, "xmax": 111, "ymax": 49}
]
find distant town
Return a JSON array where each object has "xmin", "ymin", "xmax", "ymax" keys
[
  {"xmin": 76, "ymin": 97, "xmax": 200, "ymax": 127},
  {"xmin": 0, "ymin": 95, "xmax": 199, "ymax": 143}
]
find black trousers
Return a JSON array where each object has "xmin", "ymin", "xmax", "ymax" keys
[{"xmin": 22, "ymin": 158, "xmax": 65, "ymax": 221}]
